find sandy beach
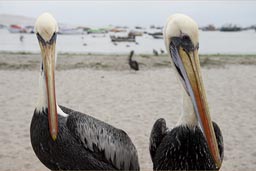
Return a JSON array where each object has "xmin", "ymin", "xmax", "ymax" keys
[{"xmin": 0, "ymin": 52, "xmax": 256, "ymax": 171}]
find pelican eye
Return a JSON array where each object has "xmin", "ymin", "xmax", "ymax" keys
[
  {"xmin": 182, "ymin": 35, "xmax": 190, "ymax": 41},
  {"xmin": 180, "ymin": 35, "xmax": 194, "ymax": 53}
]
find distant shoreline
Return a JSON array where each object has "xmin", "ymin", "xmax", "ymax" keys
[
  {"xmin": 1, "ymin": 50, "xmax": 256, "ymax": 57},
  {"xmin": 1, "ymin": 51, "xmax": 256, "ymax": 71}
]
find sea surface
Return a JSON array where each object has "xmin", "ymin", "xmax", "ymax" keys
[{"xmin": 0, "ymin": 29, "xmax": 255, "ymax": 54}]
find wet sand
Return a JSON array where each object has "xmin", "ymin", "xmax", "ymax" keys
[{"xmin": 0, "ymin": 53, "xmax": 256, "ymax": 170}]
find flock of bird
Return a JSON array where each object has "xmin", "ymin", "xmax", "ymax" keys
[{"xmin": 30, "ymin": 13, "xmax": 224, "ymax": 170}]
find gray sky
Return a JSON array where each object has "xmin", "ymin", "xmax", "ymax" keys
[{"xmin": 0, "ymin": 1, "xmax": 255, "ymax": 27}]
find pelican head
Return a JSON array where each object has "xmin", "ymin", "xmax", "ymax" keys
[
  {"xmin": 35, "ymin": 13, "xmax": 58, "ymax": 141},
  {"xmin": 163, "ymin": 14, "xmax": 221, "ymax": 169}
]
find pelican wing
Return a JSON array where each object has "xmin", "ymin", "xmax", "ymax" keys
[
  {"xmin": 62, "ymin": 106, "xmax": 140, "ymax": 170},
  {"xmin": 149, "ymin": 118, "xmax": 168, "ymax": 161},
  {"xmin": 212, "ymin": 122, "xmax": 224, "ymax": 162}
]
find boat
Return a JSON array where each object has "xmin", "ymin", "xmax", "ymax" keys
[
  {"xmin": 128, "ymin": 30, "xmax": 143, "ymax": 37},
  {"xmin": 110, "ymin": 35, "xmax": 136, "ymax": 42},
  {"xmin": 87, "ymin": 28, "xmax": 108, "ymax": 34},
  {"xmin": 58, "ymin": 27, "xmax": 84, "ymax": 35},
  {"xmin": 220, "ymin": 24, "xmax": 242, "ymax": 32},
  {"xmin": 25, "ymin": 26, "xmax": 34, "ymax": 33},
  {"xmin": 109, "ymin": 28, "xmax": 126, "ymax": 33},
  {"xmin": 200, "ymin": 24, "xmax": 216, "ymax": 31},
  {"xmin": 0, "ymin": 24, "xmax": 6, "ymax": 29},
  {"xmin": 152, "ymin": 34, "xmax": 163, "ymax": 39},
  {"xmin": 8, "ymin": 25, "xmax": 26, "ymax": 33},
  {"xmin": 148, "ymin": 32, "xmax": 163, "ymax": 39}
]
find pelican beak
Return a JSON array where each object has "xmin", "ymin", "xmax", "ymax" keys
[
  {"xmin": 37, "ymin": 33, "xmax": 58, "ymax": 141},
  {"xmin": 169, "ymin": 38, "xmax": 221, "ymax": 169}
]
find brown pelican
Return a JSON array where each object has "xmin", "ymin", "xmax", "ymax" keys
[
  {"xmin": 30, "ymin": 13, "xmax": 140, "ymax": 170},
  {"xmin": 128, "ymin": 50, "xmax": 139, "ymax": 71},
  {"xmin": 149, "ymin": 14, "xmax": 224, "ymax": 170}
]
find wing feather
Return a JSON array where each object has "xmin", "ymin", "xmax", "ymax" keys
[
  {"xmin": 149, "ymin": 118, "xmax": 168, "ymax": 161},
  {"xmin": 62, "ymin": 106, "xmax": 139, "ymax": 170}
]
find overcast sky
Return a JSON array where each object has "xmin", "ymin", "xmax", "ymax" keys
[{"xmin": 0, "ymin": 1, "xmax": 255, "ymax": 27}]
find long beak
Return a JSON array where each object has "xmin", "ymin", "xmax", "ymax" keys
[
  {"xmin": 37, "ymin": 33, "xmax": 58, "ymax": 141},
  {"xmin": 171, "ymin": 44, "xmax": 221, "ymax": 168}
]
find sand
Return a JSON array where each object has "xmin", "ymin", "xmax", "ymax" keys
[{"xmin": 0, "ymin": 53, "xmax": 256, "ymax": 171}]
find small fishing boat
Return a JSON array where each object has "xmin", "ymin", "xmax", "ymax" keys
[
  {"xmin": 148, "ymin": 32, "xmax": 163, "ymax": 39},
  {"xmin": 110, "ymin": 35, "xmax": 136, "ymax": 42},
  {"xmin": 8, "ymin": 24, "xmax": 26, "ymax": 33}
]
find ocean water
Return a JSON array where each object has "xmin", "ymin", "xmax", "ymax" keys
[{"xmin": 0, "ymin": 29, "xmax": 255, "ymax": 54}]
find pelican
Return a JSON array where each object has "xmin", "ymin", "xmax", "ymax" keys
[
  {"xmin": 128, "ymin": 50, "xmax": 139, "ymax": 71},
  {"xmin": 30, "ymin": 13, "xmax": 140, "ymax": 170},
  {"xmin": 149, "ymin": 14, "xmax": 224, "ymax": 170}
]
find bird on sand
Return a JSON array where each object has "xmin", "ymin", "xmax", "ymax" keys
[
  {"xmin": 30, "ymin": 13, "xmax": 140, "ymax": 170},
  {"xmin": 128, "ymin": 50, "xmax": 139, "ymax": 71}
]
